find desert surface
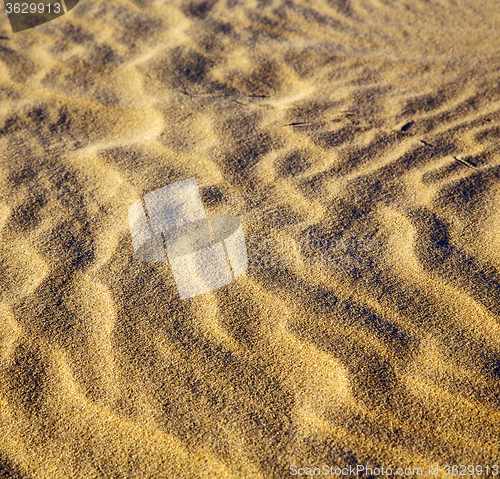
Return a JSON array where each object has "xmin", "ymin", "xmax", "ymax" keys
[{"xmin": 1, "ymin": 0, "xmax": 500, "ymax": 477}]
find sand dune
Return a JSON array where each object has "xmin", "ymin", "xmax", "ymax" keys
[{"xmin": 1, "ymin": 0, "xmax": 500, "ymax": 477}]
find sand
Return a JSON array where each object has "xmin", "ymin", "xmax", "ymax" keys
[{"xmin": 1, "ymin": 0, "xmax": 500, "ymax": 477}]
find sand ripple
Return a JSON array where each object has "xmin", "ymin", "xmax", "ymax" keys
[{"xmin": 1, "ymin": 0, "xmax": 500, "ymax": 476}]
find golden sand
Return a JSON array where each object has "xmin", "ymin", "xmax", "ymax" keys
[{"xmin": 1, "ymin": 0, "xmax": 500, "ymax": 477}]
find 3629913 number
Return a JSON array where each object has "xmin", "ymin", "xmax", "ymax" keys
[
  {"xmin": 5, "ymin": 3, "xmax": 61, "ymax": 14},
  {"xmin": 443, "ymin": 465, "xmax": 499, "ymax": 475}
]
